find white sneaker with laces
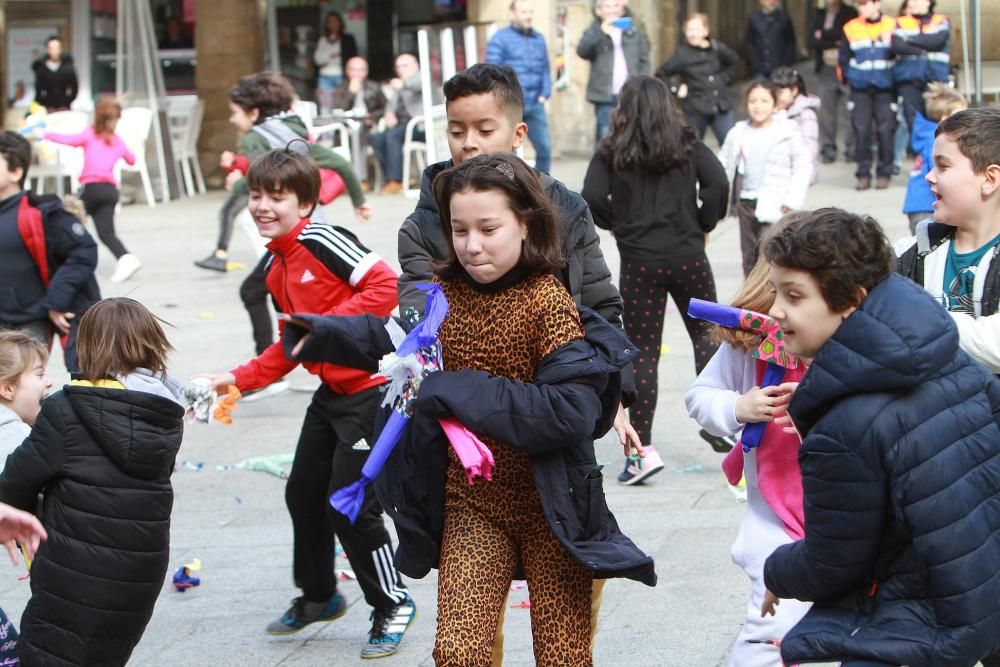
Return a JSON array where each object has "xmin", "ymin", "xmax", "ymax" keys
[{"xmin": 110, "ymin": 254, "xmax": 141, "ymax": 283}]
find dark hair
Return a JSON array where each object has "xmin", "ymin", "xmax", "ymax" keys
[
  {"xmin": 443, "ymin": 64, "xmax": 524, "ymax": 124},
  {"xmin": 77, "ymin": 298, "xmax": 173, "ymax": 381},
  {"xmin": 45, "ymin": 35, "xmax": 60, "ymax": 46},
  {"xmin": 0, "ymin": 131, "xmax": 31, "ymax": 187},
  {"xmin": 898, "ymin": 0, "xmax": 935, "ymax": 16},
  {"xmin": 763, "ymin": 208, "xmax": 893, "ymax": 312},
  {"xmin": 769, "ymin": 66, "xmax": 807, "ymax": 97},
  {"xmin": 431, "ymin": 153, "xmax": 564, "ymax": 281},
  {"xmin": 246, "ymin": 146, "xmax": 320, "ymax": 210},
  {"xmin": 324, "ymin": 11, "xmax": 345, "ymax": 38},
  {"xmin": 228, "ymin": 71, "xmax": 295, "ymax": 121},
  {"xmin": 936, "ymin": 107, "xmax": 1000, "ymax": 175},
  {"xmin": 93, "ymin": 97, "xmax": 122, "ymax": 145},
  {"xmin": 598, "ymin": 76, "xmax": 697, "ymax": 172},
  {"xmin": 744, "ymin": 80, "xmax": 779, "ymax": 108}
]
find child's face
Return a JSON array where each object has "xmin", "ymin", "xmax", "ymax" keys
[
  {"xmin": 228, "ymin": 102, "xmax": 259, "ymax": 133},
  {"xmin": 747, "ymin": 87, "xmax": 777, "ymax": 125},
  {"xmin": 684, "ymin": 19, "xmax": 709, "ymax": 45},
  {"xmin": 775, "ymin": 86, "xmax": 797, "ymax": 110},
  {"xmin": 449, "ymin": 188, "xmax": 527, "ymax": 284},
  {"xmin": 0, "ymin": 154, "xmax": 23, "ymax": 200},
  {"xmin": 447, "ymin": 93, "xmax": 528, "ymax": 166},
  {"xmin": 926, "ymin": 134, "xmax": 987, "ymax": 227},
  {"xmin": 1, "ymin": 357, "xmax": 52, "ymax": 427},
  {"xmin": 248, "ymin": 187, "xmax": 313, "ymax": 239},
  {"xmin": 768, "ymin": 266, "xmax": 857, "ymax": 360}
]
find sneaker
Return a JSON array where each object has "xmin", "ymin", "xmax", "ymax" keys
[
  {"xmin": 194, "ymin": 253, "xmax": 228, "ymax": 272},
  {"xmin": 361, "ymin": 595, "xmax": 416, "ymax": 659},
  {"xmin": 110, "ymin": 253, "xmax": 141, "ymax": 283},
  {"xmin": 265, "ymin": 592, "xmax": 348, "ymax": 635},
  {"xmin": 241, "ymin": 380, "xmax": 290, "ymax": 403},
  {"xmin": 617, "ymin": 446, "xmax": 665, "ymax": 486},
  {"xmin": 699, "ymin": 429, "xmax": 737, "ymax": 453}
]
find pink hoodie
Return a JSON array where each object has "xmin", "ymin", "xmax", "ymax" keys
[{"xmin": 44, "ymin": 126, "xmax": 135, "ymax": 186}]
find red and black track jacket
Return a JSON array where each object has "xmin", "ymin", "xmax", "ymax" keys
[{"xmin": 231, "ymin": 217, "xmax": 398, "ymax": 395}]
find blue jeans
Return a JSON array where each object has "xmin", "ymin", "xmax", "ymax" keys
[
  {"xmin": 593, "ymin": 96, "xmax": 618, "ymax": 142},
  {"xmin": 317, "ymin": 74, "xmax": 344, "ymax": 90},
  {"xmin": 371, "ymin": 124, "xmax": 424, "ymax": 183},
  {"xmin": 522, "ymin": 102, "xmax": 552, "ymax": 173},
  {"xmin": 686, "ymin": 110, "xmax": 735, "ymax": 147}
]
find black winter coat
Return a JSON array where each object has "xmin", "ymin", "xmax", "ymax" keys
[
  {"xmin": 280, "ymin": 307, "xmax": 657, "ymax": 587},
  {"xmin": 575, "ymin": 12, "xmax": 650, "ymax": 103},
  {"xmin": 32, "ymin": 56, "xmax": 78, "ymax": 111},
  {"xmin": 807, "ymin": 4, "xmax": 859, "ymax": 73},
  {"xmin": 655, "ymin": 41, "xmax": 740, "ymax": 116},
  {"xmin": 0, "ymin": 386, "xmax": 184, "ymax": 666},
  {"xmin": 763, "ymin": 275, "xmax": 1000, "ymax": 666},
  {"xmin": 745, "ymin": 9, "xmax": 797, "ymax": 77}
]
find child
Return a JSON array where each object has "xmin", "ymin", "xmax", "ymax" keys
[
  {"xmin": 655, "ymin": 12, "xmax": 740, "ymax": 146},
  {"xmin": 900, "ymin": 82, "xmax": 967, "ymax": 233},
  {"xmin": 896, "ymin": 107, "xmax": 1000, "ymax": 373},
  {"xmin": 0, "ymin": 297, "xmax": 185, "ymax": 665},
  {"xmin": 44, "ymin": 97, "xmax": 140, "ymax": 282},
  {"xmin": 0, "ymin": 131, "xmax": 100, "ymax": 373},
  {"xmin": 404, "ymin": 153, "xmax": 654, "ymax": 664},
  {"xmin": 718, "ymin": 81, "xmax": 811, "ymax": 274},
  {"xmin": 684, "ymin": 255, "xmax": 810, "ymax": 667},
  {"xmin": 769, "ymin": 66, "xmax": 820, "ymax": 184},
  {"xmin": 759, "ymin": 208, "xmax": 1000, "ymax": 666},
  {"xmin": 195, "ymin": 149, "xmax": 414, "ymax": 659},
  {"xmin": 0, "ymin": 330, "xmax": 52, "ymax": 462}
]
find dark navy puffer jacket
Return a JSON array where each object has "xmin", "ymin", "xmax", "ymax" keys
[{"xmin": 763, "ymin": 274, "xmax": 1000, "ymax": 667}]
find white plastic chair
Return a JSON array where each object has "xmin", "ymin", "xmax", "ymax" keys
[
  {"xmin": 313, "ymin": 121, "xmax": 352, "ymax": 164},
  {"xmin": 167, "ymin": 99, "xmax": 206, "ymax": 196},
  {"xmin": 115, "ymin": 106, "xmax": 156, "ymax": 207},
  {"xmin": 291, "ymin": 99, "xmax": 319, "ymax": 135},
  {"xmin": 27, "ymin": 110, "xmax": 90, "ymax": 195},
  {"xmin": 402, "ymin": 104, "xmax": 446, "ymax": 198}
]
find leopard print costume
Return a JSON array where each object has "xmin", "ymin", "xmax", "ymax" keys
[{"xmin": 432, "ymin": 273, "xmax": 595, "ymax": 667}]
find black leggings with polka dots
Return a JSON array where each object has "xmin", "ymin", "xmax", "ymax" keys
[{"xmin": 619, "ymin": 252, "xmax": 719, "ymax": 446}]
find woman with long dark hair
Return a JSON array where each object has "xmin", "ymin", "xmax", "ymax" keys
[{"xmin": 582, "ymin": 75, "xmax": 730, "ymax": 482}]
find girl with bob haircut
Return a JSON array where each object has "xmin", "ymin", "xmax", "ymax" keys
[
  {"xmin": 583, "ymin": 74, "xmax": 730, "ymax": 474},
  {"xmin": 0, "ymin": 297, "xmax": 185, "ymax": 665}
]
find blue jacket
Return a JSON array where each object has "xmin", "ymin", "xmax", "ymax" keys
[
  {"xmin": 282, "ymin": 306, "xmax": 657, "ymax": 586},
  {"xmin": 745, "ymin": 8, "xmax": 797, "ymax": 77},
  {"xmin": 839, "ymin": 15, "xmax": 897, "ymax": 91},
  {"xmin": 485, "ymin": 25, "xmax": 551, "ymax": 102},
  {"xmin": 892, "ymin": 13, "xmax": 950, "ymax": 84},
  {"xmin": 763, "ymin": 274, "xmax": 1000, "ymax": 667},
  {"xmin": 903, "ymin": 112, "xmax": 937, "ymax": 215}
]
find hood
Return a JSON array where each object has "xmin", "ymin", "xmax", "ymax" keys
[
  {"xmin": 64, "ymin": 385, "xmax": 184, "ymax": 480},
  {"xmin": 910, "ymin": 111, "xmax": 937, "ymax": 154},
  {"xmin": 0, "ymin": 404, "xmax": 29, "ymax": 434},
  {"xmin": 787, "ymin": 93, "xmax": 821, "ymax": 117},
  {"xmin": 416, "ymin": 160, "xmax": 452, "ymax": 217},
  {"xmin": 789, "ymin": 274, "xmax": 959, "ymax": 435}
]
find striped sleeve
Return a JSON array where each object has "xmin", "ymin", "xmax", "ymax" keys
[{"xmin": 298, "ymin": 223, "xmax": 383, "ymax": 287}]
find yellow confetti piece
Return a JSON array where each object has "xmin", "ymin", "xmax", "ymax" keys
[
  {"xmin": 660, "ymin": 344, "xmax": 670, "ymax": 355},
  {"xmin": 226, "ymin": 261, "xmax": 247, "ymax": 270},
  {"xmin": 199, "ymin": 312, "xmax": 215, "ymax": 320}
]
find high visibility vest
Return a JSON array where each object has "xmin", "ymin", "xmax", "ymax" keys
[
  {"xmin": 843, "ymin": 16, "xmax": 896, "ymax": 90},
  {"xmin": 893, "ymin": 14, "xmax": 950, "ymax": 83}
]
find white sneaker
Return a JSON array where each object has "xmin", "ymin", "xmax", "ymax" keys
[
  {"xmin": 241, "ymin": 380, "xmax": 291, "ymax": 403},
  {"xmin": 110, "ymin": 254, "xmax": 141, "ymax": 283}
]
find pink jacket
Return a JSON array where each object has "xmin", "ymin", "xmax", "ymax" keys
[{"xmin": 44, "ymin": 126, "xmax": 135, "ymax": 186}]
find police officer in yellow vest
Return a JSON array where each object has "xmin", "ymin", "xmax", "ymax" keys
[
  {"xmin": 839, "ymin": 0, "xmax": 897, "ymax": 190},
  {"xmin": 891, "ymin": 0, "xmax": 950, "ymax": 131}
]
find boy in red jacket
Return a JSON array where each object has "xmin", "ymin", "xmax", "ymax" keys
[{"xmin": 198, "ymin": 149, "xmax": 413, "ymax": 659}]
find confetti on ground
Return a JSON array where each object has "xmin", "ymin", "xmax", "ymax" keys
[
  {"xmin": 226, "ymin": 261, "xmax": 247, "ymax": 270},
  {"xmin": 672, "ymin": 464, "xmax": 704, "ymax": 474},
  {"xmin": 660, "ymin": 344, "xmax": 670, "ymax": 355},
  {"xmin": 198, "ymin": 312, "xmax": 214, "ymax": 320},
  {"xmin": 336, "ymin": 569, "xmax": 356, "ymax": 581},
  {"xmin": 180, "ymin": 460, "xmax": 204, "ymax": 471}
]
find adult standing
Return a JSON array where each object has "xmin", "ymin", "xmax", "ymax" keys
[
  {"xmin": 808, "ymin": 0, "xmax": 859, "ymax": 163},
  {"xmin": 745, "ymin": 0, "xmax": 797, "ymax": 79},
  {"xmin": 891, "ymin": 0, "xmax": 950, "ymax": 130},
  {"xmin": 313, "ymin": 11, "xmax": 358, "ymax": 112},
  {"xmin": 32, "ymin": 36, "xmax": 77, "ymax": 112},
  {"xmin": 582, "ymin": 76, "xmax": 729, "ymax": 485},
  {"xmin": 655, "ymin": 12, "xmax": 740, "ymax": 146},
  {"xmin": 576, "ymin": 0, "xmax": 650, "ymax": 142},
  {"xmin": 485, "ymin": 0, "xmax": 553, "ymax": 173},
  {"xmin": 370, "ymin": 53, "xmax": 423, "ymax": 195}
]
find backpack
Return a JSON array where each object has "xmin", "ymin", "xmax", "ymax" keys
[{"xmin": 250, "ymin": 119, "xmax": 345, "ymax": 205}]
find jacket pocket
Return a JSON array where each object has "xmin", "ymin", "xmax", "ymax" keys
[{"xmin": 567, "ymin": 463, "xmax": 608, "ymax": 541}]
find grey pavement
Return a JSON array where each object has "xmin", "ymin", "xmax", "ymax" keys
[{"xmin": 0, "ymin": 155, "xmax": 911, "ymax": 666}]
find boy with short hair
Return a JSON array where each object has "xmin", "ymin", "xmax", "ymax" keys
[
  {"xmin": 896, "ymin": 107, "xmax": 1000, "ymax": 373},
  {"xmin": 0, "ymin": 131, "xmax": 99, "ymax": 372},
  {"xmin": 759, "ymin": 208, "xmax": 1000, "ymax": 666},
  {"xmin": 196, "ymin": 149, "xmax": 414, "ymax": 659}
]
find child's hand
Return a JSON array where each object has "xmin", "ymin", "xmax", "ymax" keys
[
  {"xmin": 735, "ymin": 384, "xmax": 795, "ymax": 424},
  {"xmin": 354, "ymin": 204, "xmax": 373, "ymax": 224},
  {"xmin": 191, "ymin": 372, "xmax": 237, "ymax": 394},
  {"xmin": 761, "ymin": 589, "xmax": 780, "ymax": 617},
  {"xmin": 48, "ymin": 310, "xmax": 73, "ymax": 335},
  {"xmin": 224, "ymin": 170, "xmax": 241, "ymax": 191},
  {"xmin": 0, "ymin": 502, "xmax": 46, "ymax": 565},
  {"xmin": 278, "ymin": 314, "xmax": 312, "ymax": 358},
  {"xmin": 613, "ymin": 404, "xmax": 644, "ymax": 457},
  {"xmin": 219, "ymin": 150, "xmax": 236, "ymax": 168}
]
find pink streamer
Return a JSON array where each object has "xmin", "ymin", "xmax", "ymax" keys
[{"xmin": 439, "ymin": 417, "xmax": 494, "ymax": 485}]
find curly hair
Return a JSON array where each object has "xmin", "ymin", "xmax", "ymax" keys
[
  {"xmin": 228, "ymin": 72, "xmax": 295, "ymax": 122},
  {"xmin": 763, "ymin": 208, "xmax": 894, "ymax": 312}
]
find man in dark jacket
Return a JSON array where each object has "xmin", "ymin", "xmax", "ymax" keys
[
  {"xmin": 576, "ymin": 0, "xmax": 650, "ymax": 141},
  {"xmin": 745, "ymin": 0, "xmax": 797, "ymax": 79},
  {"xmin": 808, "ymin": 0, "xmax": 859, "ymax": 162},
  {"xmin": 760, "ymin": 209, "xmax": 1000, "ymax": 667},
  {"xmin": 485, "ymin": 0, "xmax": 553, "ymax": 173},
  {"xmin": 32, "ymin": 36, "xmax": 78, "ymax": 112}
]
